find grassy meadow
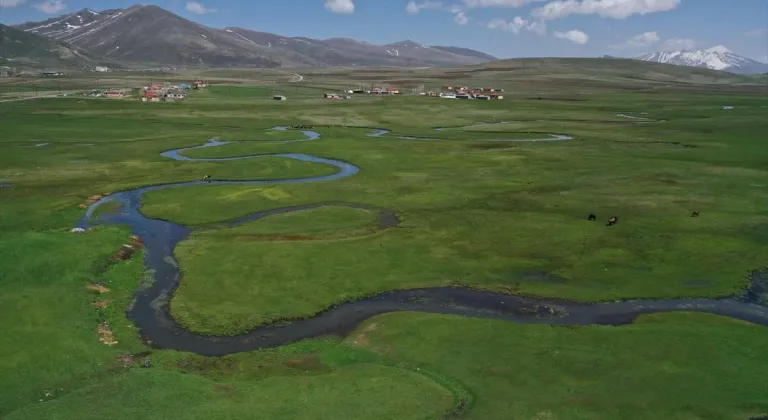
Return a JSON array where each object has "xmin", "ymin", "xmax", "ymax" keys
[{"xmin": 1, "ymin": 63, "xmax": 767, "ymax": 419}]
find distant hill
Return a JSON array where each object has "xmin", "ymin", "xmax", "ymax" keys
[
  {"xmin": 634, "ymin": 46, "xmax": 768, "ymax": 74},
  {"xmin": 0, "ymin": 23, "xmax": 116, "ymax": 69},
  {"xmin": 430, "ymin": 46, "xmax": 498, "ymax": 62},
  {"xmin": 13, "ymin": 5, "xmax": 496, "ymax": 68}
]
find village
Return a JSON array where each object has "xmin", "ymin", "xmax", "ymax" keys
[
  {"xmin": 72, "ymin": 80, "xmax": 209, "ymax": 102},
  {"xmin": 45, "ymin": 79, "xmax": 506, "ymax": 103},
  {"xmin": 318, "ymin": 85, "xmax": 504, "ymax": 100}
]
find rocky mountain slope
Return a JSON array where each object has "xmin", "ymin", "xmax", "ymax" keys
[
  {"xmin": 13, "ymin": 5, "xmax": 496, "ymax": 68},
  {"xmin": 16, "ymin": 5, "xmax": 281, "ymax": 68},
  {"xmin": 0, "ymin": 23, "xmax": 116, "ymax": 69},
  {"xmin": 634, "ymin": 46, "xmax": 768, "ymax": 74}
]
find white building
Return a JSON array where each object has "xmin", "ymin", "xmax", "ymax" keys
[{"xmin": 95, "ymin": 66, "xmax": 110, "ymax": 72}]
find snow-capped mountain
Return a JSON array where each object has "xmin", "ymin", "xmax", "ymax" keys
[{"xmin": 634, "ymin": 46, "xmax": 768, "ymax": 74}]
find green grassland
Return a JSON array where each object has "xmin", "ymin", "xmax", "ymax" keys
[{"xmin": 1, "ymin": 62, "xmax": 767, "ymax": 419}]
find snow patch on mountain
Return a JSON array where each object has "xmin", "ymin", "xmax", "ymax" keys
[{"xmin": 634, "ymin": 46, "xmax": 768, "ymax": 74}]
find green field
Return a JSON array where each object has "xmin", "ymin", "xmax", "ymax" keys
[{"xmin": 1, "ymin": 62, "xmax": 767, "ymax": 419}]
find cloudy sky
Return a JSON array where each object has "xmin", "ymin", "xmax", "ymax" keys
[{"xmin": 1, "ymin": 0, "xmax": 767, "ymax": 61}]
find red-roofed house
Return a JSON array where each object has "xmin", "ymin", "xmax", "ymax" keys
[{"xmin": 105, "ymin": 89, "xmax": 124, "ymax": 99}]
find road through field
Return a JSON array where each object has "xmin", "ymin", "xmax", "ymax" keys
[{"xmin": 0, "ymin": 95, "xmax": 57, "ymax": 103}]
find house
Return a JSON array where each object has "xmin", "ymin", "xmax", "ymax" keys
[
  {"xmin": 456, "ymin": 94, "xmax": 472, "ymax": 99},
  {"xmin": 141, "ymin": 91, "xmax": 160, "ymax": 102},
  {"xmin": 490, "ymin": 94, "xmax": 504, "ymax": 100},
  {"xmin": 273, "ymin": 95, "xmax": 287, "ymax": 101},
  {"xmin": 95, "ymin": 66, "xmax": 110, "ymax": 72},
  {"xmin": 192, "ymin": 80, "xmax": 207, "ymax": 89},
  {"xmin": 105, "ymin": 89, "xmax": 124, "ymax": 99},
  {"xmin": 324, "ymin": 93, "xmax": 341, "ymax": 99},
  {"xmin": 387, "ymin": 88, "xmax": 399, "ymax": 95},
  {"xmin": 476, "ymin": 95, "xmax": 490, "ymax": 100},
  {"xmin": 439, "ymin": 93, "xmax": 456, "ymax": 99}
]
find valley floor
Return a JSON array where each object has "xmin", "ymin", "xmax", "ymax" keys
[{"xmin": 1, "ymin": 78, "xmax": 767, "ymax": 419}]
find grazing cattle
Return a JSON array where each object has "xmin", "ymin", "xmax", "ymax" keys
[
  {"xmin": 588, "ymin": 214, "xmax": 596, "ymax": 221},
  {"xmin": 607, "ymin": 216, "xmax": 618, "ymax": 226},
  {"xmin": 202, "ymin": 175, "xmax": 211, "ymax": 182},
  {"xmin": 691, "ymin": 211, "xmax": 700, "ymax": 217}
]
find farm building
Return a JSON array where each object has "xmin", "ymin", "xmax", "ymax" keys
[
  {"xmin": 490, "ymin": 93, "xmax": 504, "ymax": 100},
  {"xmin": 105, "ymin": 89, "xmax": 124, "ymax": 99},
  {"xmin": 273, "ymin": 95, "xmax": 287, "ymax": 101},
  {"xmin": 141, "ymin": 91, "xmax": 161, "ymax": 102},
  {"xmin": 192, "ymin": 80, "xmax": 208, "ymax": 89},
  {"xmin": 166, "ymin": 90, "xmax": 186, "ymax": 99},
  {"xmin": 324, "ymin": 93, "xmax": 341, "ymax": 99}
]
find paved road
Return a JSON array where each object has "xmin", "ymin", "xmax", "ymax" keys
[{"xmin": 290, "ymin": 73, "xmax": 304, "ymax": 82}]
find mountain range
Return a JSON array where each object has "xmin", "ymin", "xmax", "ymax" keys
[
  {"xmin": 8, "ymin": 5, "xmax": 496, "ymax": 68},
  {"xmin": 0, "ymin": 23, "xmax": 120, "ymax": 69},
  {"xmin": 634, "ymin": 46, "xmax": 768, "ymax": 74}
]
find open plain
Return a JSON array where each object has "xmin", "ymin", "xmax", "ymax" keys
[{"xmin": 1, "ymin": 61, "xmax": 767, "ymax": 419}]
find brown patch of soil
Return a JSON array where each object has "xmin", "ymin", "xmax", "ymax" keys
[
  {"xmin": 87, "ymin": 282, "xmax": 110, "ymax": 294},
  {"xmin": 78, "ymin": 192, "xmax": 111, "ymax": 208},
  {"xmin": 116, "ymin": 351, "xmax": 152, "ymax": 368},
  {"xmin": 98, "ymin": 322, "xmax": 118, "ymax": 346},
  {"xmin": 351, "ymin": 322, "xmax": 378, "ymax": 347},
  {"xmin": 93, "ymin": 299, "xmax": 110, "ymax": 309},
  {"xmin": 129, "ymin": 235, "xmax": 145, "ymax": 249},
  {"xmin": 113, "ymin": 244, "xmax": 136, "ymax": 261}
]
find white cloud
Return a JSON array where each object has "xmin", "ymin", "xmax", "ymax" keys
[
  {"xmin": 325, "ymin": 0, "xmax": 355, "ymax": 13},
  {"xmin": 486, "ymin": 16, "xmax": 546, "ymax": 35},
  {"xmin": 744, "ymin": 28, "xmax": 768, "ymax": 37},
  {"xmin": 185, "ymin": 1, "xmax": 216, "ymax": 14},
  {"xmin": 406, "ymin": 1, "xmax": 470, "ymax": 26},
  {"xmin": 463, "ymin": 0, "xmax": 545, "ymax": 7},
  {"xmin": 554, "ymin": 29, "xmax": 589, "ymax": 44},
  {"xmin": 0, "ymin": 0, "xmax": 26, "ymax": 7},
  {"xmin": 33, "ymin": 0, "xmax": 65, "ymax": 13},
  {"xmin": 533, "ymin": 0, "xmax": 680, "ymax": 20},
  {"xmin": 660, "ymin": 37, "xmax": 697, "ymax": 51},
  {"xmin": 406, "ymin": 1, "xmax": 444, "ymax": 14},
  {"xmin": 612, "ymin": 31, "xmax": 660, "ymax": 49}
]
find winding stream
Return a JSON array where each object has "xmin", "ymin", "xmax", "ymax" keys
[{"xmin": 76, "ymin": 125, "xmax": 767, "ymax": 356}]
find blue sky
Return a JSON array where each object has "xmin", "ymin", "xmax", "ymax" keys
[{"xmin": 1, "ymin": 0, "xmax": 767, "ymax": 61}]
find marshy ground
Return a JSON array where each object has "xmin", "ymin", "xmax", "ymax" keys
[{"xmin": 1, "ymin": 69, "xmax": 767, "ymax": 419}]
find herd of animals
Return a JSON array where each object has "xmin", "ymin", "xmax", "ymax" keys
[{"xmin": 588, "ymin": 211, "xmax": 699, "ymax": 226}]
